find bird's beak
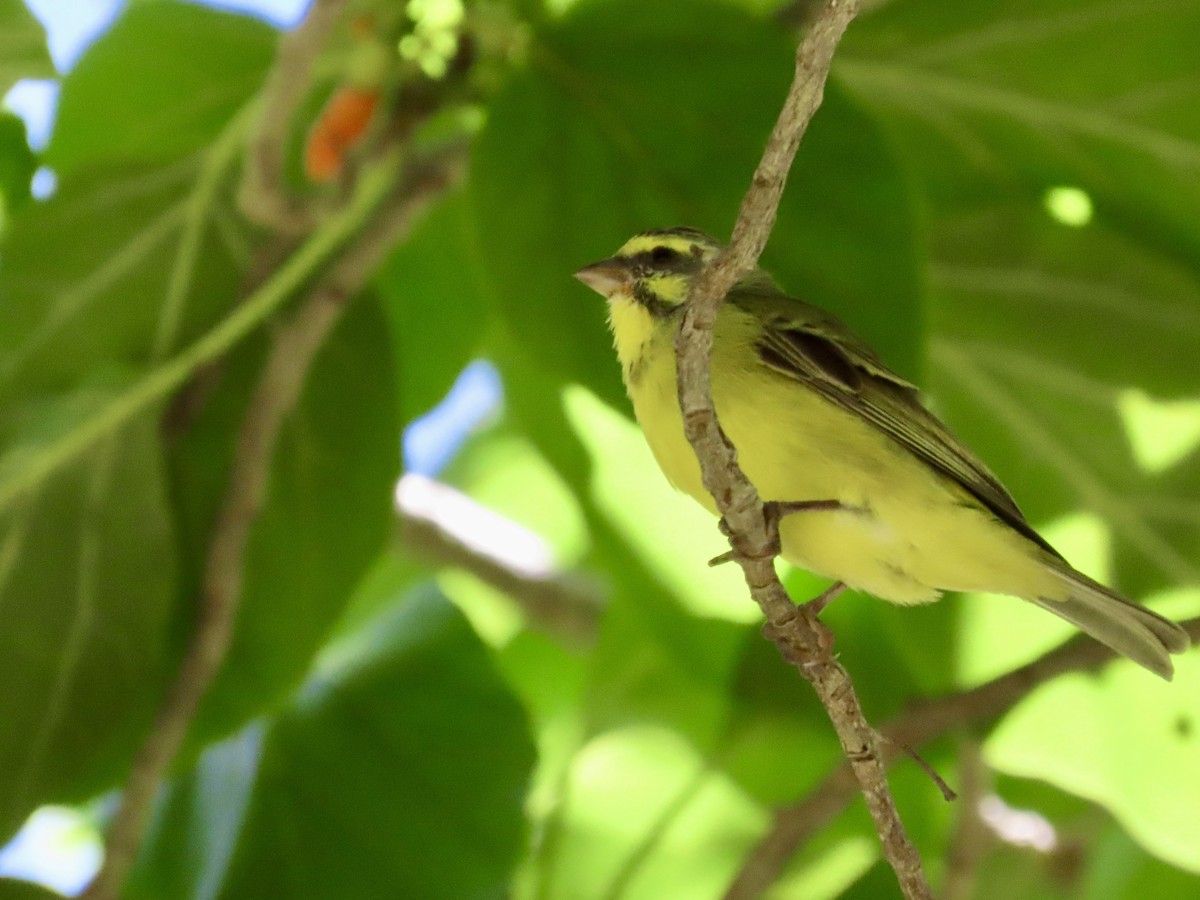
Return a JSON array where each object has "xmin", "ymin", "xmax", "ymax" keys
[{"xmin": 573, "ymin": 257, "xmax": 629, "ymax": 298}]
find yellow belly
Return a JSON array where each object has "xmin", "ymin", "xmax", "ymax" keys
[{"xmin": 626, "ymin": 326, "xmax": 1056, "ymax": 606}]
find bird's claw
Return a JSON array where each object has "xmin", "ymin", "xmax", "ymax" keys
[{"xmin": 708, "ymin": 499, "xmax": 842, "ymax": 567}]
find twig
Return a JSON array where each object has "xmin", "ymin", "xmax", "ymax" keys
[
  {"xmin": 895, "ymin": 741, "xmax": 957, "ymax": 803},
  {"xmin": 671, "ymin": 2, "xmax": 931, "ymax": 898},
  {"xmin": 942, "ymin": 741, "xmax": 992, "ymax": 900},
  {"xmin": 82, "ymin": 146, "xmax": 466, "ymax": 900},
  {"xmin": 724, "ymin": 615, "xmax": 1200, "ymax": 899},
  {"xmin": 394, "ymin": 476, "xmax": 604, "ymax": 645},
  {"xmin": 237, "ymin": 0, "xmax": 349, "ymax": 231}
]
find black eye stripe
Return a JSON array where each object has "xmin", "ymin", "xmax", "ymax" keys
[{"xmin": 627, "ymin": 247, "xmax": 695, "ymax": 272}]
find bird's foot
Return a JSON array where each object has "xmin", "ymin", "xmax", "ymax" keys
[
  {"xmin": 708, "ymin": 499, "xmax": 842, "ymax": 567},
  {"xmin": 803, "ymin": 580, "xmax": 847, "ymax": 617},
  {"xmin": 709, "ymin": 512, "xmax": 780, "ymax": 567},
  {"xmin": 767, "ymin": 498, "xmax": 844, "ymax": 519},
  {"xmin": 790, "ymin": 581, "xmax": 846, "ymax": 658}
]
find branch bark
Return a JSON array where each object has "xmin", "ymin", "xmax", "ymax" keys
[
  {"xmin": 82, "ymin": 144, "xmax": 466, "ymax": 900},
  {"xmin": 237, "ymin": 0, "xmax": 349, "ymax": 231},
  {"xmin": 941, "ymin": 741, "xmax": 992, "ymax": 900},
  {"xmin": 725, "ymin": 614, "xmax": 1200, "ymax": 898},
  {"xmin": 394, "ymin": 474, "xmax": 604, "ymax": 645},
  {"xmin": 671, "ymin": 2, "xmax": 931, "ymax": 898}
]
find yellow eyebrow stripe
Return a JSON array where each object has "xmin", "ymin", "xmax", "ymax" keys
[{"xmin": 618, "ymin": 233, "xmax": 699, "ymax": 257}]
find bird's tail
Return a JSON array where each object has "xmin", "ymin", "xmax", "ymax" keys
[{"xmin": 1032, "ymin": 567, "xmax": 1190, "ymax": 681}]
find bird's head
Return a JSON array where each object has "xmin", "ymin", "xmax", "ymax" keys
[{"xmin": 573, "ymin": 227, "xmax": 724, "ymax": 316}]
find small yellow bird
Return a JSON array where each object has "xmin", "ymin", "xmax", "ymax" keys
[{"xmin": 575, "ymin": 227, "xmax": 1190, "ymax": 679}]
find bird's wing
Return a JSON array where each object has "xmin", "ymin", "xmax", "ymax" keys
[{"xmin": 734, "ymin": 292, "xmax": 1061, "ymax": 559}]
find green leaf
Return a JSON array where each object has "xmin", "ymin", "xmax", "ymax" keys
[
  {"xmin": 170, "ymin": 296, "xmax": 400, "ymax": 744},
  {"xmin": 987, "ymin": 651, "xmax": 1200, "ymax": 873},
  {"xmin": 0, "ymin": 164, "xmax": 248, "ymax": 406},
  {"xmin": 0, "ymin": 0, "xmax": 53, "ymax": 94},
  {"xmin": 764, "ymin": 80, "xmax": 925, "ymax": 382},
  {"xmin": 1081, "ymin": 820, "xmax": 1200, "ymax": 899},
  {"xmin": 719, "ymin": 627, "xmax": 843, "ymax": 806},
  {"xmin": 0, "ymin": 112, "xmax": 35, "ymax": 222},
  {"xmin": 0, "ymin": 403, "xmax": 174, "ymax": 838},
  {"xmin": 374, "ymin": 189, "xmax": 489, "ymax": 423},
  {"xmin": 0, "ymin": 879, "xmax": 66, "ymax": 900},
  {"xmin": 46, "ymin": 2, "xmax": 275, "ymax": 175},
  {"xmin": 841, "ymin": 0, "xmax": 1200, "ymax": 261},
  {"xmin": 546, "ymin": 724, "xmax": 765, "ymax": 900},
  {"xmin": 216, "ymin": 586, "xmax": 535, "ymax": 899},
  {"xmin": 124, "ymin": 723, "xmax": 264, "ymax": 900}
]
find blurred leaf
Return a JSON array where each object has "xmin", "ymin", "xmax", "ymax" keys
[
  {"xmin": 547, "ymin": 725, "xmax": 764, "ymax": 900},
  {"xmin": 767, "ymin": 835, "xmax": 878, "ymax": 900},
  {"xmin": 987, "ymin": 651, "xmax": 1200, "ymax": 872},
  {"xmin": 585, "ymin": 573, "xmax": 745, "ymax": 751},
  {"xmin": 835, "ymin": 860, "xmax": 903, "ymax": 900},
  {"xmin": 46, "ymin": 2, "xmax": 274, "ymax": 175},
  {"xmin": 216, "ymin": 586, "xmax": 535, "ymax": 899},
  {"xmin": 172, "ymin": 297, "xmax": 400, "ymax": 743},
  {"xmin": 126, "ymin": 724, "xmax": 264, "ymax": 900},
  {"xmin": 0, "ymin": 0, "xmax": 53, "ymax": 95},
  {"xmin": 841, "ymin": 0, "xmax": 1200, "ymax": 260},
  {"xmin": 0, "ymin": 165, "xmax": 247, "ymax": 404},
  {"xmin": 0, "ymin": 112, "xmax": 35, "ymax": 220},
  {"xmin": 374, "ymin": 189, "xmax": 489, "ymax": 423},
  {"xmin": 1081, "ymin": 820, "xmax": 1200, "ymax": 899},
  {"xmin": 0, "ymin": 880, "xmax": 65, "ymax": 900},
  {"xmin": 0, "ymin": 405, "xmax": 174, "ymax": 838},
  {"xmin": 720, "ymin": 626, "xmax": 843, "ymax": 805}
]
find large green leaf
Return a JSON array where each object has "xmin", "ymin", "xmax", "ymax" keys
[
  {"xmin": 374, "ymin": 189, "xmax": 489, "ymax": 423},
  {"xmin": 0, "ymin": 112, "xmax": 35, "ymax": 222},
  {"xmin": 214, "ymin": 587, "xmax": 535, "ymax": 899},
  {"xmin": 841, "ymin": 0, "xmax": 1200, "ymax": 262},
  {"xmin": 0, "ymin": 0, "xmax": 53, "ymax": 95},
  {"xmin": 0, "ymin": 4, "xmax": 269, "ymax": 407},
  {"xmin": 124, "ymin": 723, "xmax": 265, "ymax": 900},
  {"xmin": 987, "ymin": 651, "xmax": 1200, "ymax": 873},
  {"xmin": 0, "ymin": 879, "xmax": 65, "ymax": 900},
  {"xmin": 0, "ymin": 405, "xmax": 174, "ymax": 838},
  {"xmin": 171, "ymin": 296, "xmax": 400, "ymax": 745},
  {"xmin": 0, "ymin": 164, "xmax": 247, "ymax": 405},
  {"xmin": 46, "ymin": 2, "xmax": 275, "ymax": 175}
]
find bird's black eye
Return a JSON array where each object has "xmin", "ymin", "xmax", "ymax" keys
[{"xmin": 650, "ymin": 245, "xmax": 680, "ymax": 265}]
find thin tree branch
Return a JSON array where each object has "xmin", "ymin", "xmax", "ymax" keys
[
  {"xmin": 941, "ymin": 741, "xmax": 993, "ymax": 900},
  {"xmin": 672, "ymin": 1, "xmax": 930, "ymax": 898},
  {"xmin": 725, "ymin": 615, "xmax": 1200, "ymax": 899},
  {"xmin": 237, "ymin": 0, "xmax": 349, "ymax": 231},
  {"xmin": 394, "ymin": 474, "xmax": 604, "ymax": 646},
  {"xmin": 82, "ymin": 145, "xmax": 466, "ymax": 900}
]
